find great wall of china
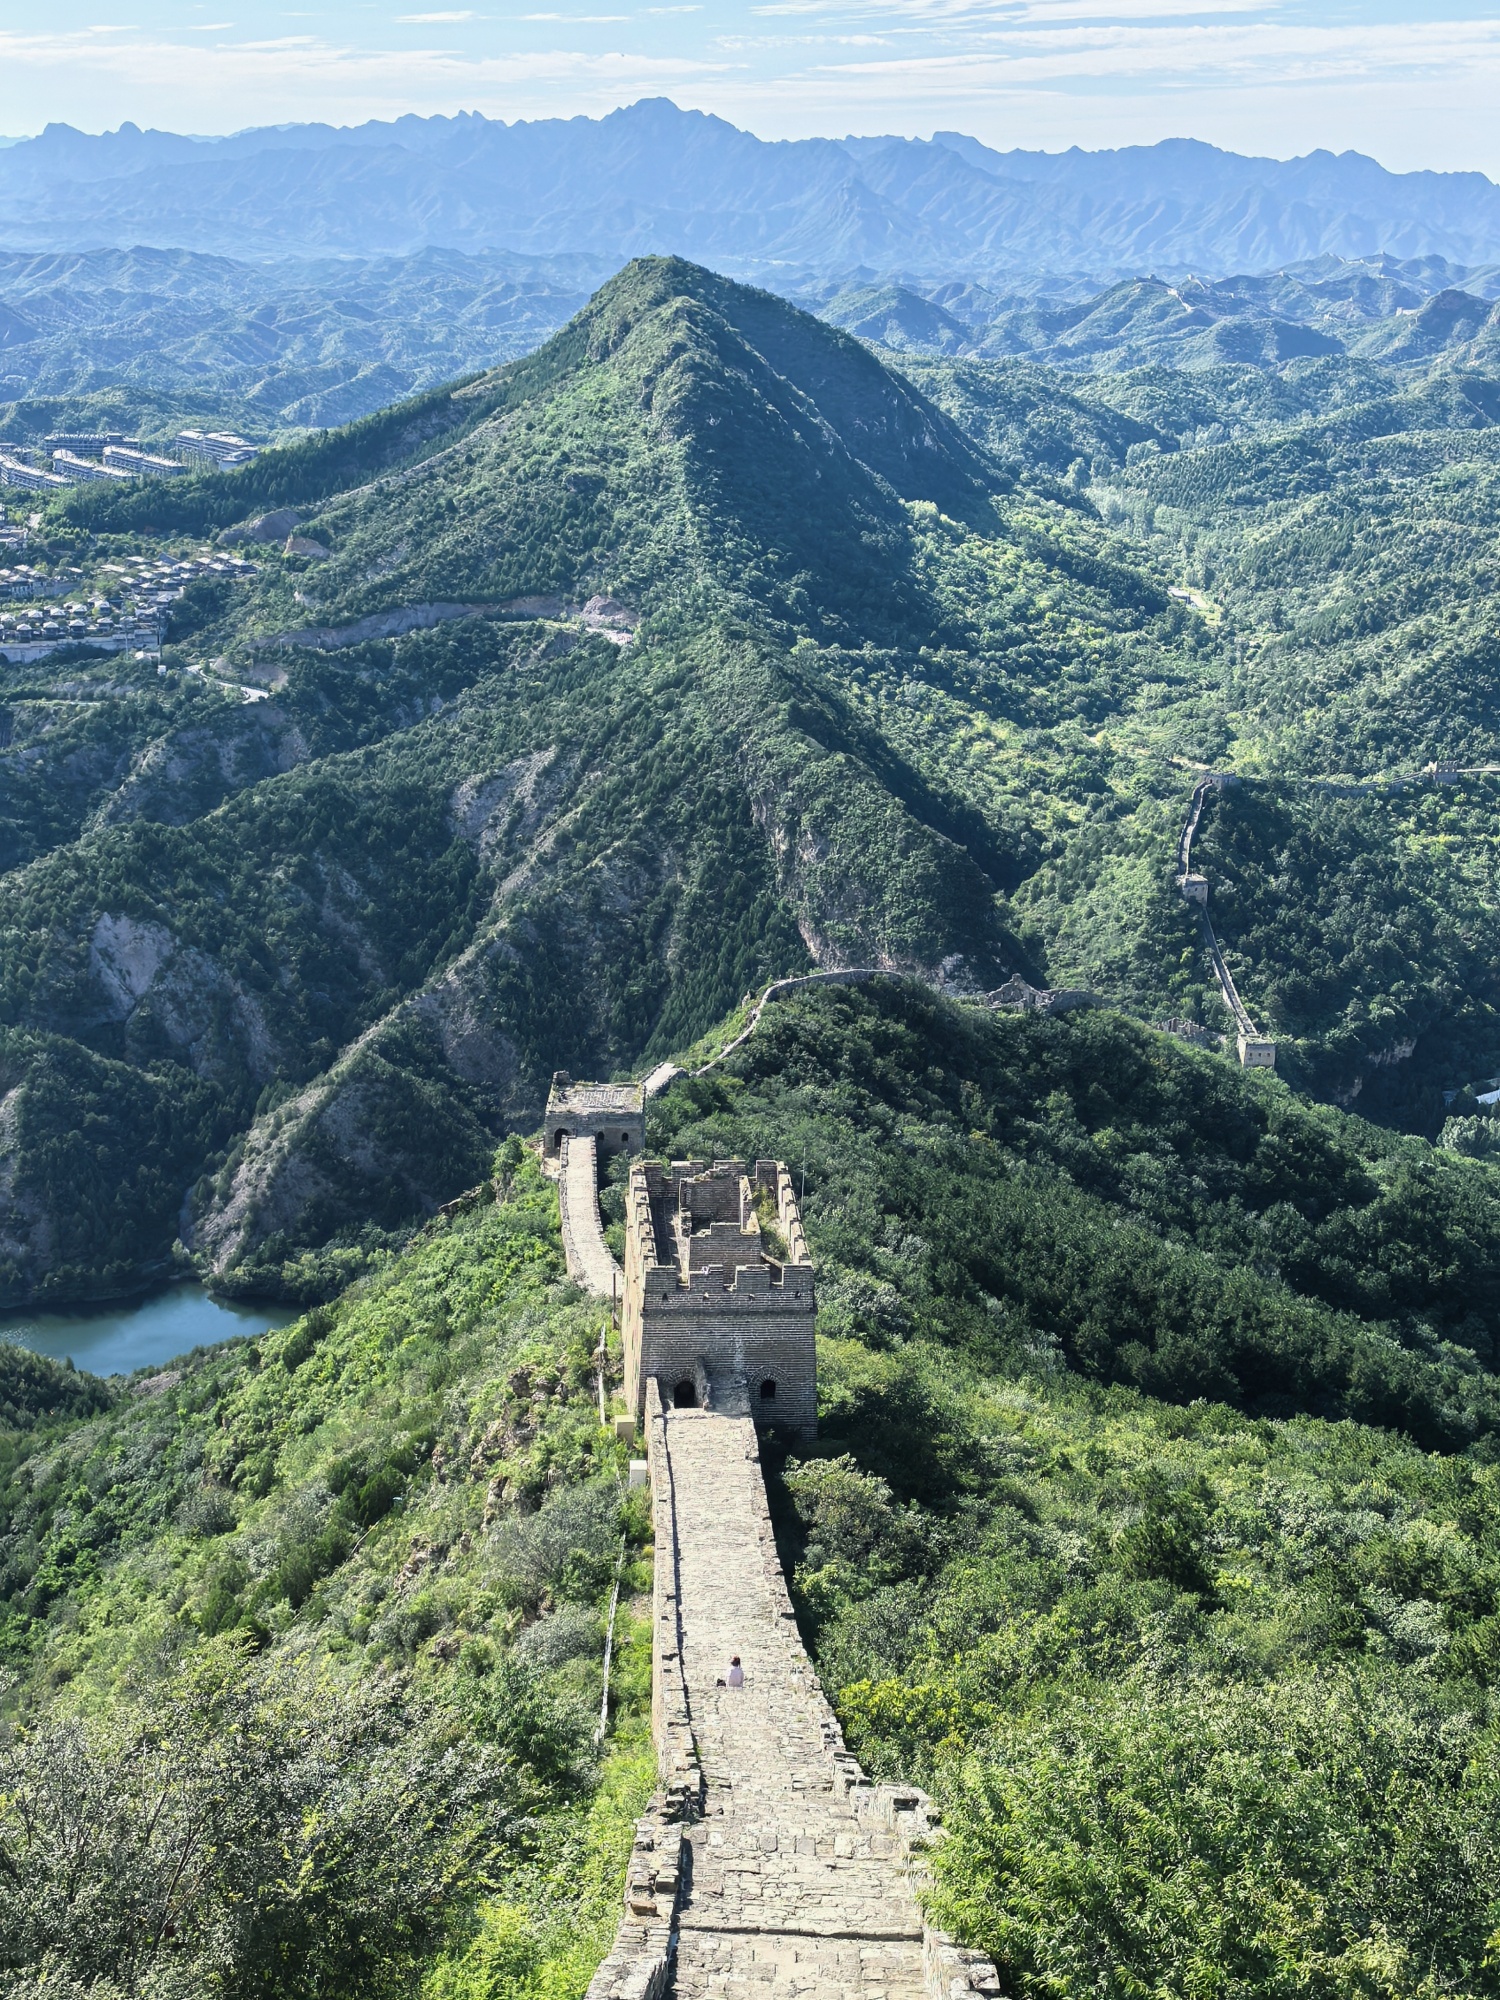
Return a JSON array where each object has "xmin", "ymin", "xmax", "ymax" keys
[
  {"xmin": 548, "ymin": 745, "xmax": 1478, "ymax": 1986},
  {"xmin": 1169, "ymin": 760, "xmax": 1500, "ymax": 1073},
  {"xmin": 1175, "ymin": 774, "xmax": 1277, "ymax": 1069},
  {"xmin": 542, "ymin": 1076, "xmax": 1000, "ymax": 2000},
  {"xmin": 540, "ymin": 759, "xmax": 1500, "ymax": 1993}
]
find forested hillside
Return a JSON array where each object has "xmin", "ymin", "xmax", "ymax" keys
[
  {"xmin": 893, "ymin": 337, "xmax": 1500, "ymax": 1123},
  {"xmin": 8, "ymin": 982, "xmax": 1500, "ymax": 1997},
  {"xmin": 0, "ymin": 245, "xmax": 602, "ymax": 431},
  {"xmin": 6, "ymin": 236, "xmax": 1498, "ymax": 443},
  {"xmin": 656, "ymin": 984, "xmax": 1500, "ymax": 1994},
  {"xmin": 11, "ymin": 82, "xmax": 1500, "ymax": 2000},
  {"xmin": 0, "ymin": 1144, "xmax": 660, "ymax": 1998},
  {"xmin": 1, "ymin": 256, "xmax": 1203, "ymax": 1305},
  {"xmin": 9, "ymin": 250, "xmax": 1500, "ymax": 1305}
]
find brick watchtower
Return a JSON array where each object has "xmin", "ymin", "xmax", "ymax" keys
[
  {"xmin": 622, "ymin": 1158, "xmax": 816, "ymax": 1439},
  {"xmin": 543, "ymin": 1072, "xmax": 645, "ymax": 1160}
]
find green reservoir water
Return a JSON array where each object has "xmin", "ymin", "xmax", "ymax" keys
[{"xmin": 1, "ymin": 1284, "xmax": 299, "ymax": 1378}]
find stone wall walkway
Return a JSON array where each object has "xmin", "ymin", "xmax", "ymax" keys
[
  {"xmin": 1175, "ymin": 775, "xmax": 1271, "ymax": 1057},
  {"xmin": 586, "ymin": 1394, "xmax": 999, "ymax": 2000},
  {"xmin": 664, "ymin": 1406, "xmax": 928, "ymax": 1999},
  {"xmin": 558, "ymin": 1133, "xmax": 623, "ymax": 1301}
]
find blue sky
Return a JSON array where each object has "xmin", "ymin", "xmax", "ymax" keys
[{"xmin": 2, "ymin": 0, "xmax": 1498, "ymax": 174}]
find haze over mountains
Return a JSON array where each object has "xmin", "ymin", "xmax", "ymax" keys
[
  {"xmin": 5, "ymin": 99, "xmax": 1500, "ymax": 277},
  {"xmin": 821, "ymin": 262, "xmax": 1500, "ymax": 373},
  {"xmin": 5, "ymin": 242, "xmax": 1500, "ymax": 441},
  {"xmin": 0, "ymin": 245, "xmax": 608, "ymax": 431},
  {"xmin": 6, "ymin": 100, "xmax": 1500, "ymax": 437},
  {"xmin": 10, "ymin": 91, "xmax": 1500, "ymax": 2000}
]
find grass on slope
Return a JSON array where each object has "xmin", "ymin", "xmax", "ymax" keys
[
  {"xmin": 1074, "ymin": 370, "xmax": 1500, "ymax": 775},
  {"xmin": 820, "ymin": 1349, "xmax": 1500, "ymax": 2000},
  {"xmin": 10, "ymin": 981, "xmax": 1500, "ymax": 1994},
  {"xmin": 0, "ymin": 1147, "xmax": 654, "ymax": 1998}
]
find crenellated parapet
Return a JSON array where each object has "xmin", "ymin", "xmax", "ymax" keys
[
  {"xmin": 622, "ymin": 1156, "xmax": 816, "ymax": 1439},
  {"xmin": 775, "ymin": 1162, "xmax": 810, "ymax": 1264}
]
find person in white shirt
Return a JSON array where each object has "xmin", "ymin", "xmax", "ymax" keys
[{"xmin": 727, "ymin": 1655, "xmax": 744, "ymax": 1687}]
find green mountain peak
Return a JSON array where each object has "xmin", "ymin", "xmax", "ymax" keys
[{"xmin": 8, "ymin": 259, "xmax": 1080, "ymax": 1299}]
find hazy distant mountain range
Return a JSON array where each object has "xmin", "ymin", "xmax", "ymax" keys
[
  {"xmin": 821, "ymin": 262, "xmax": 1500, "ymax": 372},
  {"xmin": 0, "ymin": 245, "xmax": 608, "ymax": 430},
  {"xmin": 5, "ymin": 100, "xmax": 1500, "ymax": 440},
  {"xmin": 4, "ymin": 99, "xmax": 1500, "ymax": 276},
  {"xmin": 5, "ymin": 242, "xmax": 1500, "ymax": 440}
]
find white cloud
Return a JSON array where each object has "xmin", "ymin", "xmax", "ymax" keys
[
  {"xmin": 815, "ymin": 16, "xmax": 1500, "ymax": 82},
  {"xmin": 395, "ymin": 11, "xmax": 480, "ymax": 20},
  {"xmin": 0, "ymin": 25, "xmax": 726, "ymax": 134},
  {"xmin": 754, "ymin": 0, "xmax": 1275, "ymax": 19},
  {"xmin": 1010, "ymin": 0, "xmax": 1276, "ymax": 14},
  {"xmin": 718, "ymin": 30, "xmax": 892, "ymax": 45},
  {"xmin": 697, "ymin": 11, "xmax": 1500, "ymax": 169},
  {"xmin": 1, "ymin": 7, "xmax": 1498, "ymax": 175}
]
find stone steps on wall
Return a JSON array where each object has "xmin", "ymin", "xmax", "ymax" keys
[{"xmin": 585, "ymin": 1386, "xmax": 999, "ymax": 2000}]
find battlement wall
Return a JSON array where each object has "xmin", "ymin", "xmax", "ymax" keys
[
  {"xmin": 585, "ymin": 1394, "xmax": 1001, "ymax": 2000},
  {"xmin": 1176, "ymin": 777, "xmax": 1276, "ymax": 1071},
  {"xmin": 623, "ymin": 1156, "xmax": 816, "ymax": 1439}
]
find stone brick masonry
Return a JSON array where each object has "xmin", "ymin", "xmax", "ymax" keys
[
  {"xmin": 585, "ymin": 1380, "xmax": 1000, "ymax": 2000},
  {"xmin": 623, "ymin": 1159, "xmax": 817, "ymax": 1440},
  {"xmin": 552, "ymin": 1094, "xmax": 999, "ymax": 1998},
  {"xmin": 545, "ymin": 1072, "xmax": 646, "ymax": 1159}
]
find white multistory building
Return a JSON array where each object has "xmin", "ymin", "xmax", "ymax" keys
[
  {"xmin": 102, "ymin": 446, "xmax": 185, "ymax": 478},
  {"xmin": 174, "ymin": 430, "xmax": 260, "ymax": 468}
]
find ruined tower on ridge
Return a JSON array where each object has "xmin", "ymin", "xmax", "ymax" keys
[
  {"xmin": 543, "ymin": 1072, "xmax": 645, "ymax": 1159},
  {"xmin": 622, "ymin": 1159, "xmax": 816, "ymax": 1439}
]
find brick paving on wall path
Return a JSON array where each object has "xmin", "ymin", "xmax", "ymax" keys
[
  {"xmin": 665, "ymin": 1405, "xmax": 929, "ymax": 1999},
  {"xmin": 558, "ymin": 1132, "xmax": 623, "ymax": 1301},
  {"xmin": 586, "ymin": 1385, "xmax": 998, "ymax": 1999}
]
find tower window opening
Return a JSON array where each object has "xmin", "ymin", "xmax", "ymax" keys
[
  {"xmin": 673, "ymin": 1379, "xmax": 697, "ymax": 1409},
  {"xmin": 759, "ymin": 1378, "xmax": 777, "ymax": 1402}
]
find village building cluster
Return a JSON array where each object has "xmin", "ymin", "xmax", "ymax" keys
[
  {"xmin": 0, "ymin": 428, "xmax": 260, "ymax": 491},
  {"xmin": 0, "ymin": 545, "xmax": 257, "ymax": 661}
]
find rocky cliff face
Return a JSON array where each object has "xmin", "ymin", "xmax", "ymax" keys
[{"xmin": 2, "ymin": 258, "xmax": 1195, "ymax": 1302}]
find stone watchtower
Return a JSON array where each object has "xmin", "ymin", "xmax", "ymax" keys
[
  {"xmin": 543, "ymin": 1072, "xmax": 645, "ymax": 1160},
  {"xmin": 622, "ymin": 1158, "xmax": 816, "ymax": 1439}
]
